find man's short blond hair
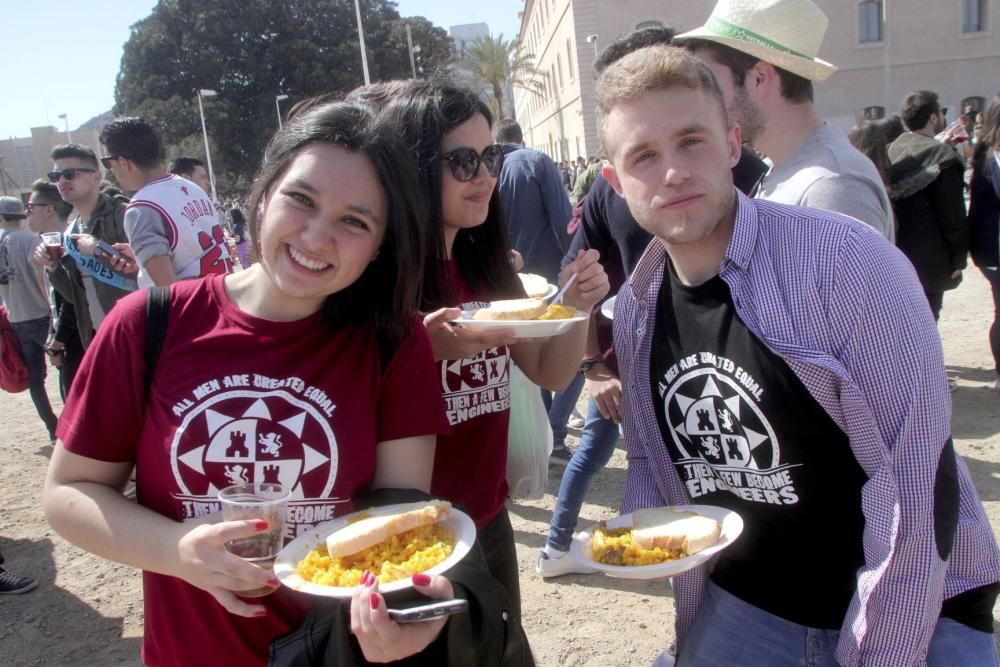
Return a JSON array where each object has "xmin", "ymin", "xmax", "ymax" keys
[{"xmin": 597, "ymin": 45, "xmax": 729, "ymax": 150}]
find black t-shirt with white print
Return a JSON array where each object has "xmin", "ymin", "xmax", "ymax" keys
[{"xmin": 650, "ymin": 264, "xmax": 867, "ymax": 629}]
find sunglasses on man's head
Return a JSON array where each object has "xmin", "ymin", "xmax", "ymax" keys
[
  {"xmin": 441, "ymin": 144, "xmax": 504, "ymax": 182},
  {"xmin": 47, "ymin": 168, "xmax": 96, "ymax": 182}
]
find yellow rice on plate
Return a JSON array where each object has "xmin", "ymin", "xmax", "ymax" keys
[
  {"xmin": 536, "ymin": 304, "xmax": 576, "ymax": 320},
  {"xmin": 590, "ymin": 524, "xmax": 687, "ymax": 566},
  {"xmin": 297, "ymin": 523, "xmax": 454, "ymax": 587}
]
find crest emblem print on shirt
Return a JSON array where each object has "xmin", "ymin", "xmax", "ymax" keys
[
  {"xmin": 170, "ymin": 390, "xmax": 338, "ymax": 499},
  {"xmin": 441, "ymin": 346, "xmax": 509, "ymax": 394},
  {"xmin": 662, "ymin": 368, "xmax": 778, "ymax": 469}
]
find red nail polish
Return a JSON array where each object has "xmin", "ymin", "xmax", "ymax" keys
[
  {"xmin": 411, "ymin": 573, "xmax": 431, "ymax": 586},
  {"xmin": 254, "ymin": 609, "xmax": 267, "ymax": 618},
  {"xmin": 361, "ymin": 570, "xmax": 371, "ymax": 586},
  {"xmin": 370, "ymin": 593, "xmax": 380, "ymax": 609},
  {"xmin": 254, "ymin": 520, "xmax": 268, "ymax": 531}
]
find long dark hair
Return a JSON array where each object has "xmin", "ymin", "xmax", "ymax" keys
[
  {"xmin": 246, "ymin": 99, "xmax": 427, "ymax": 345},
  {"xmin": 973, "ymin": 93, "xmax": 1000, "ymax": 178},
  {"xmin": 379, "ymin": 78, "xmax": 522, "ymax": 309},
  {"xmin": 848, "ymin": 120, "xmax": 891, "ymax": 188}
]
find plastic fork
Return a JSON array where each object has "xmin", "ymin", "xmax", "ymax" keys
[{"xmin": 547, "ymin": 272, "xmax": 578, "ymax": 305}]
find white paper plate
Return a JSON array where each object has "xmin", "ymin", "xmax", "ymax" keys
[
  {"xmin": 518, "ymin": 275, "xmax": 557, "ymax": 299},
  {"xmin": 274, "ymin": 503, "xmax": 476, "ymax": 598},
  {"xmin": 455, "ymin": 310, "xmax": 588, "ymax": 338},
  {"xmin": 569, "ymin": 504, "xmax": 743, "ymax": 580},
  {"xmin": 600, "ymin": 295, "xmax": 616, "ymax": 320},
  {"xmin": 526, "ymin": 283, "xmax": 558, "ymax": 299}
]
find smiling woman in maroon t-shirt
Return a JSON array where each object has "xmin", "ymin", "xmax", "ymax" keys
[
  {"xmin": 378, "ymin": 81, "xmax": 611, "ymax": 623},
  {"xmin": 41, "ymin": 101, "xmax": 455, "ymax": 666}
]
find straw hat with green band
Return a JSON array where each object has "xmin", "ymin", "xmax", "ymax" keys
[{"xmin": 674, "ymin": 0, "xmax": 837, "ymax": 82}]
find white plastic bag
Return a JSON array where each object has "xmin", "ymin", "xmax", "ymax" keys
[{"xmin": 506, "ymin": 365, "xmax": 553, "ymax": 500}]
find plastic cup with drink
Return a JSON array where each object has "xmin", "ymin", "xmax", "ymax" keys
[
  {"xmin": 218, "ymin": 482, "xmax": 291, "ymax": 597},
  {"xmin": 40, "ymin": 232, "xmax": 64, "ymax": 261}
]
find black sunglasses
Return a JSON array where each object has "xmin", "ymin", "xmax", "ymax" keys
[
  {"xmin": 100, "ymin": 155, "xmax": 123, "ymax": 169},
  {"xmin": 441, "ymin": 144, "xmax": 504, "ymax": 182},
  {"xmin": 25, "ymin": 201, "xmax": 52, "ymax": 213},
  {"xmin": 47, "ymin": 168, "xmax": 96, "ymax": 182}
]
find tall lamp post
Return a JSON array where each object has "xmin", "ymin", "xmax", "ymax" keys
[
  {"xmin": 405, "ymin": 23, "xmax": 421, "ymax": 78},
  {"xmin": 196, "ymin": 89, "xmax": 219, "ymax": 203},
  {"xmin": 585, "ymin": 34, "xmax": 599, "ymax": 59},
  {"xmin": 57, "ymin": 113, "xmax": 72, "ymax": 143},
  {"xmin": 275, "ymin": 94, "xmax": 289, "ymax": 129},
  {"xmin": 354, "ymin": 0, "xmax": 371, "ymax": 84}
]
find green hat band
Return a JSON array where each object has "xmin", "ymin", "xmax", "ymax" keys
[{"xmin": 705, "ymin": 15, "xmax": 812, "ymax": 61}]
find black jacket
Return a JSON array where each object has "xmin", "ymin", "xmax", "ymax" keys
[
  {"xmin": 968, "ymin": 151, "xmax": 1000, "ymax": 268},
  {"xmin": 46, "ymin": 192, "xmax": 130, "ymax": 347},
  {"xmin": 888, "ymin": 133, "xmax": 968, "ymax": 292}
]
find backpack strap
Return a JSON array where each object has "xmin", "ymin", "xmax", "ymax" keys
[
  {"xmin": 376, "ymin": 328, "xmax": 398, "ymax": 377},
  {"xmin": 144, "ymin": 286, "xmax": 171, "ymax": 399}
]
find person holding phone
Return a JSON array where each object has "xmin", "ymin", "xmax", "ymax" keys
[
  {"xmin": 32, "ymin": 144, "xmax": 132, "ymax": 347},
  {"xmin": 42, "ymin": 100, "xmax": 482, "ymax": 666}
]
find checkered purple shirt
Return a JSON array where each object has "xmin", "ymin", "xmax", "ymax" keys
[{"xmin": 615, "ymin": 192, "xmax": 1000, "ymax": 666}]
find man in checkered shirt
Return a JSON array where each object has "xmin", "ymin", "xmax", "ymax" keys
[{"xmin": 597, "ymin": 45, "xmax": 999, "ymax": 667}]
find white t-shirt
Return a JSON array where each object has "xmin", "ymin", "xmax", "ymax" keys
[{"xmin": 125, "ymin": 174, "xmax": 232, "ymax": 288}]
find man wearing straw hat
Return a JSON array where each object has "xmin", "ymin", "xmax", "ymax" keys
[{"xmin": 675, "ymin": 0, "xmax": 895, "ymax": 242}]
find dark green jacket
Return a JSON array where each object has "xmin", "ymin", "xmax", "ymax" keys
[
  {"xmin": 47, "ymin": 192, "xmax": 131, "ymax": 348},
  {"xmin": 888, "ymin": 132, "xmax": 968, "ymax": 292}
]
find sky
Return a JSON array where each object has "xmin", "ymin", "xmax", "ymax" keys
[{"xmin": 0, "ymin": 0, "xmax": 524, "ymax": 140}]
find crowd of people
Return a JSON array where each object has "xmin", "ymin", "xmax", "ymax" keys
[{"xmin": 0, "ymin": 0, "xmax": 998, "ymax": 665}]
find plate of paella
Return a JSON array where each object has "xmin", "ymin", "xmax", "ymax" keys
[{"xmin": 274, "ymin": 500, "xmax": 475, "ymax": 597}]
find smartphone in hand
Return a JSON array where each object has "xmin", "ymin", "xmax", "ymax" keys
[
  {"xmin": 94, "ymin": 240, "xmax": 131, "ymax": 268},
  {"xmin": 387, "ymin": 599, "xmax": 469, "ymax": 624}
]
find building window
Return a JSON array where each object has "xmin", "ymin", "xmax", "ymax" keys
[
  {"xmin": 566, "ymin": 39, "xmax": 575, "ymax": 80},
  {"xmin": 556, "ymin": 55, "xmax": 564, "ymax": 89},
  {"xmin": 858, "ymin": 0, "xmax": 883, "ymax": 43},
  {"xmin": 862, "ymin": 106, "xmax": 885, "ymax": 120},
  {"xmin": 963, "ymin": 0, "xmax": 986, "ymax": 32},
  {"xmin": 635, "ymin": 20, "xmax": 664, "ymax": 30},
  {"xmin": 961, "ymin": 96, "xmax": 986, "ymax": 114},
  {"xmin": 15, "ymin": 145, "xmax": 38, "ymax": 185}
]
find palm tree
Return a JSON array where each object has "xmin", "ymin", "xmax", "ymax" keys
[{"xmin": 457, "ymin": 34, "xmax": 543, "ymax": 121}]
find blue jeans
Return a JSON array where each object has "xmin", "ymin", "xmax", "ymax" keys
[
  {"xmin": 542, "ymin": 371, "xmax": 585, "ymax": 449},
  {"xmin": 677, "ymin": 580, "xmax": 1000, "ymax": 666},
  {"xmin": 546, "ymin": 396, "xmax": 621, "ymax": 551},
  {"xmin": 10, "ymin": 316, "xmax": 57, "ymax": 440}
]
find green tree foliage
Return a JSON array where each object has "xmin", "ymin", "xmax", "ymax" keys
[
  {"xmin": 115, "ymin": 0, "xmax": 452, "ymax": 182},
  {"xmin": 456, "ymin": 34, "xmax": 541, "ymax": 121}
]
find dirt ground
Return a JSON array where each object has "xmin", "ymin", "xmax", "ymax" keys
[{"xmin": 2, "ymin": 271, "xmax": 998, "ymax": 666}]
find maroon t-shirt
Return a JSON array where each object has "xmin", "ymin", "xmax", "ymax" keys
[
  {"xmin": 430, "ymin": 262, "xmax": 512, "ymax": 527},
  {"xmin": 57, "ymin": 274, "xmax": 449, "ymax": 667}
]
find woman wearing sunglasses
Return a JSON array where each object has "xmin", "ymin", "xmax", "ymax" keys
[
  {"xmin": 42, "ymin": 100, "xmax": 476, "ymax": 666},
  {"xmin": 379, "ymin": 79, "xmax": 609, "ymax": 622}
]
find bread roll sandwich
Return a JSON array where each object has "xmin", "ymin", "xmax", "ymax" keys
[
  {"xmin": 631, "ymin": 507, "xmax": 721, "ymax": 555},
  {"xmin": 518, "ymin": 273, "xmax": 551, "ymax": 298},
  {"xmin": 326, "ymin": 500, "xmax": 452, "ymax": 558},
  {"xmin": 473, "ymin": 297, "xmax": 548, "ymax": 321}
]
